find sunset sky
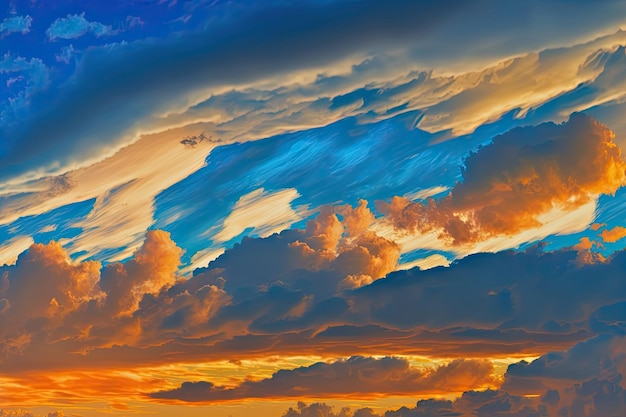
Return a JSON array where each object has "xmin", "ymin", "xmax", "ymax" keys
[{"xmin": 2, "ymin": 1, "xmax": 626, "ymax": 416}]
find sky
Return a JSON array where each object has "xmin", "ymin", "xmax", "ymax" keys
[{"xmin": 2, "ymin": 0, "xmax": 626, "ymax": 416}]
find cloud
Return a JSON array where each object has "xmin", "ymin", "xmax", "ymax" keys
[
  {"xmin": 2, "ymin": 217, "xmax": 626, "ymax": 377},
  {"xmin": 212, "ymin": 188, "xmax": 309, "ymax": 243},
  {"xmin": 150, "ymin": 356, "xmax": 496, "ymax": 402},
  {"xmin": 0, "ymin": 235, "xmax": 33, "ymax": 266},
  {"xmin": 125, "ymin": 15, "xmax": 144, "ymax": 29},
  {"xmin": 7, "ymin": 0, "xmax": 625, "ymax": 188},
  {"xmin": 600, "ymin": 225, "xmax": 626, "ymax": 243},
  {"xmin": 279, "ymin": 339, "xmax": 626, "ymax": 417},
  {"xmin": 501, "ymin": 334, "xmax": 625, "ymax": 394},
  {"xmin": 0, "ymin": 124, "xmax": 216, "ymax": 265},
  {"xmin": 0, "ymin": 229, "xmax": 219, "ymax": 352},
  {"xmin": 281, "ymin": 403, "xmax": 355, "ymax": 417},
  {"xmin": 0, "ymin": 410, "xmax": 34, "ymax": 417},
  {"xmin": 397, "ymin": 254, "xmax": 450, "ymax": 271},
  {"xmin": 54, "ymin": 45, "xmax": 76, "ymax": 64},
  {"xmin": 46, "ymin": 13, "xmax": 115, "ymax": 40},
  {"xmin": 98, "ymin": 230, "xmax": 183, "ymax": 317},
  {"xmin": 0, "ymin": 224, "xmax": 620, "ymax": 371},
  {"xmin": 0, "ymin": 240, "xmax": 100, "ymax": 326},
  {"xmin": 378, "ymin": 114, "xmax": 626, "ymax": 245},
  {"xmin": 0, "ymin": 53, "xmax": 49, "ymax": 124},
  {"xmin": 0, "ymin": 15, "xmax": 32, "ymax": 37},
  {"xmin": 200, "ymin": 200, "xmax": 400, "ymax": 299},
  {"xmin": 4, "ymin": 28, "xmax": 626, "ymax": 270},
  {"xmin": 2, "ymin": 0, "xmax": 468, "ymax": 184}
]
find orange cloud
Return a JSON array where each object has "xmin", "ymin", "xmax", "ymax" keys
[
  {"xmin": 590, "ymin": 222, "xmax": 606, "ymax": 231},
  {"xmin": 303, "ymin": 200, "xmax": 401, "ymax": 283},
  {"xmin": 378, "ymin": 114, "xmax": 626, "ymax": 245},
  {"xmin": 0, "ymin": 240, "xmax": 101, "ymax": 345},
  {"xmin": 99, "ymin": 229, "xmax": 183, "ymax": 317},
  {"xmin": 573, "ymin": 237, "xmax": 605, "ymax": 265},
  {"xmin": 600, "ymin": 225, "xmax": 626, "ymax": 243}
]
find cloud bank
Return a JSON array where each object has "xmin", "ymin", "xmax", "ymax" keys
[{"xmin": 151, "ymin": 356, "xmax": 496, "ymax": 402}]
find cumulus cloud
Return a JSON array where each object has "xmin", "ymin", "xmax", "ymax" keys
[
  {"xmin": 2, "ymin": 214, "xmax": 626, "ymax": 381},
  {"xmin": 600, "ymin": 225, "xmax": 626, "ymax": 243},
  {"xmin": 150, "ymin": 356, "xmax": 496, "ymax": 402},
  {"xmin": 0, "ymin": 239, "xmax": 101, "ymax": 340},
  {"xmin": 0, "ymin": 223, "xmax": 624, "ymax": 371},
  {"xmin": 502, "ymin": 334, "xmax": 626, "ymax": 396},
  {"xmin": 46, "ymin": 13, "xmax": 115, "ymax": 40},
  {"xmin": 380, "ymin": 334, "xmax": 626, "ymax": 417},
  {"xmin": 200, "ymin": 200, "xmax": 400, "ymax": 299},
  {"xmin": 98, "ymin": 230, "xmax": 183, "ymax": 316},
  {"xmin": 0, "ymin": 229, "xmax": 228, "ymax": 356},
  {"xmin": 0, "ymin": 15, "xmax": 32, "ymax": 37},
  {"xmin": 378, "ymin": 114, "xmax": 626, "ymax": 245},
  {"xmin": 0, "ymin": 53, "xmax": 49, "ymax": 123}
]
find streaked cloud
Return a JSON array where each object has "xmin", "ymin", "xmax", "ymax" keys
[
  {"xmin": 213, "ymin": 188, "xmax": 308, "ymax": 243},
  {"xmin": 5, "ymin": 1, "xmax": 626, "ymax": 186},
  {"xmin": 0, "ymin": 236, "xmax": 33, "ymax": 266}
]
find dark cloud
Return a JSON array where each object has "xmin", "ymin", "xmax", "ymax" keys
[
  {"xmin": 150, "ymin": 356, "xmax": 496, "ymax": 402},
  {"xmin": 281, "ymin": 402, "xmax": 355, "ymax": 417},
  {"xmin": 278, "ymin": 356, "xmax": 626, "ymax": 417},
  {"xmin": 501, "ymin": 334, "xmax": 626, "ymax": 395},
  {"xmin": 378, "ymin": 114, "xmax": 626, "ymax": 244},
  {"xmin": 2, "ymin": 204, "xmax": 626, "ymax": 379}
]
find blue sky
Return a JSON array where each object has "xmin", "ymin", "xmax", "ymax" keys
[{"xmin": 3, "ymin": 1, "xmax": 626, "ymax": 416}]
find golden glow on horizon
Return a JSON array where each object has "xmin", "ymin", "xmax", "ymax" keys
[{"xmin": 0, "ymin": 354, "xmax": 537, "ymax": 414}]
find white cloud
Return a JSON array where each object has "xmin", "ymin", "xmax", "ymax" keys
[
  {"xmin": 183, "ymin": 247, "xmax": 225, "ymax": 275},
  {"xmin": 46, "ymin": 13, "xmax": 114, "ymax": 41},
  {"xmin": 398, "ymin": 254, "xmax": 450, "ymax": 271},
  {"xmin": 213, "ymin": 188, "xmax": 309, "ymax": 243},
  {"xmin": 404, "ymin": 186, "xmax": 449, "ymax": 201},
  {"xmin": 0, "ymin": 125, "xmax": 216, "ymax": 264},
  {"xmin": 0, "ymin": 15, "xmax": 32, "ymax": 36},
  {"xmin": 0, "ymin": 236, "xmax": 33, "ymax": 266}
]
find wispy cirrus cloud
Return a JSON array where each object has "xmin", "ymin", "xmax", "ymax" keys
[{"xmin": 5, "ymin": 0, "xmax": 626, "ymax": 187}]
